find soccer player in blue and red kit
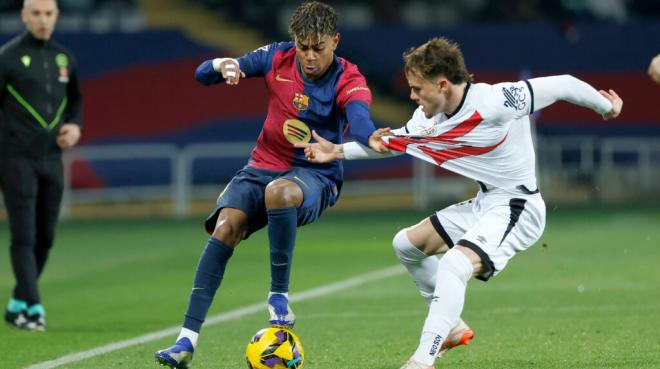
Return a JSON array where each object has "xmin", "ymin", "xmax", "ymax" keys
[{"xmin": 155, "ymin": 2, "xmax": 388, "ymax": 367}]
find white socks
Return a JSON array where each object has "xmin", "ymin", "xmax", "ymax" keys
[
  {"xmin": 392, "ymin": 229, "xmax": 439, "ymax": 303},
  {"xmin": 411, "ymin": 249, "xmax": 473, "ymax": 366},
  {"xmin": 177, "ymin": 327, "xmax": 199, "ymax": 348}
]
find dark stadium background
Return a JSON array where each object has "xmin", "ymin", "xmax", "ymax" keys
[{"xmin": 1, "ymin": 0, "xmax": 658, "ymax": 207}]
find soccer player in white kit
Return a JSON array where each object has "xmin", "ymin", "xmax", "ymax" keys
[{"xmin": 296, "ymin": 37, "xmax": 623, "ymax": 369}]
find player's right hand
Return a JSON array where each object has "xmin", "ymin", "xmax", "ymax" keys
[
  {"xmin": 213, "ymin": 58, "xmax": 245, "ymax": 85},
  {"xmin": 56, "ymin": 123, "xmax": 81, "ymax": 149}
]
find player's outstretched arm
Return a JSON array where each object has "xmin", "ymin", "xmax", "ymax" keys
[
  {"xmin": 295, "ymin": 129, "xmax": 401, "ymax": 163},
  {"xmin": 195, "ymin": 58, "xmax": 245, "ymax": 86},
  {"xmin": 529, "ymin": 75, "xmax": 622, "ymax": 119}
]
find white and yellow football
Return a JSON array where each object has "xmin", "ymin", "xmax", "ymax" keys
[{"xmin": 245, "ymin": 326, "xmax": 304, "ymax": 369}]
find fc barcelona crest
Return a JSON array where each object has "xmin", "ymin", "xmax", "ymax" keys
[{"xmin": 292, "ymin": 92, "xmax": 309, "ymax": 111}]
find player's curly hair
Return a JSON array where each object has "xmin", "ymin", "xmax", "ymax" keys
[
  {"xmin": 288, "ymin": 1, "xmax": 337, "ymax": 42},
  {"xmin": 403, "ymin": 37, "xmax": 473, "ymax": 84}
]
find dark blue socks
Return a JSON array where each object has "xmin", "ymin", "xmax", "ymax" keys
[
  {"xmin": 182, "ymin": 207, "xmax": 296, "ymax": 332},
  {"xmin": 267, "ymin": 207, "xmax": 297, "ymax": 293},
  {"xmin": 183, "ymin": 237, "xmax": 234, "ymax": 332}
]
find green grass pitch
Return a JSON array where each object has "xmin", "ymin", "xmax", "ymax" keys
[{"xmin": 1, "ymin": 205, "xmax": 659, "ymax": 368}]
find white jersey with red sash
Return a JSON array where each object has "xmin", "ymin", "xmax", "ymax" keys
[{"xmin": 384, "ymin": 81, "xmax": 538, "ymax": 191}]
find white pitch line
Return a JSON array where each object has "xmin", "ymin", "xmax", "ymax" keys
[{"xmin": 25, "ymin": 265, "xmax": 405, "ymax": 369}]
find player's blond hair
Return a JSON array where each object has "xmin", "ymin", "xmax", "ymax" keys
[
  {"xmin": 288, "ymin": 1, "xmax": 337, "ymax": 42},
  {"xmin": 404, "ymin": 37, "xmax": 473, "ymax": 84}
]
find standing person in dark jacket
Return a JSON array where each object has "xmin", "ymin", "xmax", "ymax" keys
[{"xmin": 0, "ymin": 0, "xmax": 82, "ymax": 331}]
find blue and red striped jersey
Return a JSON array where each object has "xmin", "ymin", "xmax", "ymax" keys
[{"xmin": 196, "ymin": 41, "xmax": 375, "ymax": 185}]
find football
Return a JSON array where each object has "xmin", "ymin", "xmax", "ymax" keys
[{"xmin": 245, "ymin": 326, "xmax": 304, "ymax": 369}]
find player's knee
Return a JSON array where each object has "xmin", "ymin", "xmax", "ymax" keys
[
  {"xmin": 437, "ymin": 249, "xmax": 474, "ymax": 284},
  {"xmin": 392, "ymin": 229, "xmax": 426, "ymax": 263},
  {"xmin": 265, "ymin": 179, "xmax": 303, "ymax": 208},
  {"xmin": 211, "ymin": 219, "xmax": 245, "ymax": 247}
]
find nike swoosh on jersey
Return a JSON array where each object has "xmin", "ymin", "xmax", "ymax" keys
[{"xmin": 275, "ymin": 74, "xmax": 295, "ymax": 83}]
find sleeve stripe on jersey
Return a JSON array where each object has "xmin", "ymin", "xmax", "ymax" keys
[{"xmin": 524, "ymin": 80, "xmax": 535, "ymax": 114}]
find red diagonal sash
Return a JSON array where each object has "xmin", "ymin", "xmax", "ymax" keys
[{"xmin": 383, "ymin": 110, "xmax": 507, "ymax": 165}]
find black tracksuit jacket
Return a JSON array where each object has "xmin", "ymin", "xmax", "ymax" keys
[{"xmin": 0, "ymin": 31, "xmax": 83, "ymax": 158}]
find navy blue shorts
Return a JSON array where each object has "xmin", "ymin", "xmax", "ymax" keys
[{"xmin": 204, "ymin": 166, "xmax": 339, "ymax": 238}]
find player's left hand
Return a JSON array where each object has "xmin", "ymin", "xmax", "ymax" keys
[
  {"xmin": 57, "ymin": 123, "xmax": 81, "ymax": 149},
  {"xmin": 294, "ymin": 130, "xmax": 341, "ymax": 163},
  {"xmin": 599, "ymin": 89, "xmax": 622, "ymax": 120},
  {"xmin": 368, "ymin": 127, "xmax": 392, "ymax": 153}
]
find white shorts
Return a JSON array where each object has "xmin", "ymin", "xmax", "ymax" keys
[{"xmin": 431, "ymin": 188, "xmax": 546, "ymax": 281}]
